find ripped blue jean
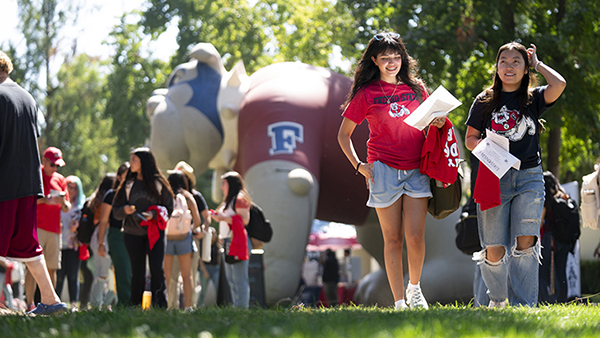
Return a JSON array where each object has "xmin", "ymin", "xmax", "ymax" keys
[{"xmin": 475, "ymin": 165, "xmax": 544, "ymax": 307}]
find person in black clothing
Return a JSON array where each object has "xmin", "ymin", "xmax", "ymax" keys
[
  {"xmin": 0, "ymin": 50, "xmax": 67, "ymax": 315},
  {"xmin": 539, "ymin": 171, "xmax": 575, "ymax": 303},
  {"xmin": 97, "ymin": 162, "xmax": 132, "ymax": 306},
  {"xmin": 321, "ymin": 249, "xmax": 339, "ymax": 307},
  {"xmin": 112, "ymin": 147, "xmax": 174, "ymax": 308}
]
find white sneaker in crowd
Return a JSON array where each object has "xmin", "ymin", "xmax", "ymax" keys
[
  {"xmin": 488, "ymin": 300, "xmax": 507, "ymax": 309},
  {"xmin": 394, "ymin": 300, "xmax": 408, "ymax": 310}
]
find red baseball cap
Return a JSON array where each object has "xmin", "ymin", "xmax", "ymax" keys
[{"xmin": 43, "ymin": 147, "xmax": 66, "ymax": 167}]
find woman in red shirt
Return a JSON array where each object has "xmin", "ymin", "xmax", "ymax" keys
[{"xmin": 338, "ymin": 32, "xmax": 445, "ymax": 310}]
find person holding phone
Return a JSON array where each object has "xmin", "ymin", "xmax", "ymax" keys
[
  {"xmin": 25, "ymin": 146, "xmax": 71, "ymax": 310},
  {"xmin": 112, "ymin": 147, "xmax": 174, "ymax": 308},
  {"xmin": 210, "ymin": 171, "xmax": 251, "ymax": 308}
]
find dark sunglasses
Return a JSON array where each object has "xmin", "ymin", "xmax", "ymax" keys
[
  {"xmin": 49, "ymin": 163, "xmax": 60, "ymax": 168},
  {"xmin": 373, "ymin": 32, "xmax": 400, "ymax": 41}
]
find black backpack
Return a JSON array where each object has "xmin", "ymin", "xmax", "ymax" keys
[
  {"xmin": 455, "ymin": 198, "xmax": 482, "ymax": 255},
  {"xmin": 246, "ymin": 202, "xmax": 273, "ymax": 243},
  {"xmin": 76, "ymin": 200, "xmax": 96, "ymax": 244},
  {"xmin": 548, "ymin": 195, "xmax": 581, "ymax": 243}
]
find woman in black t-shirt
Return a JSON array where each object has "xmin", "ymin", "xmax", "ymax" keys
[
  {"xmin": 97, "ymin": 162, "xmax": 132, "ymax": 307},
  {"xmin": 465, "ymin": 42, "xmax": 566, "ymax": 308}
]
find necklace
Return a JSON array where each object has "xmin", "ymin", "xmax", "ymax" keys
[{"xmin": 378, "ymin": 80, "xmax": 399, "ymax": 104}]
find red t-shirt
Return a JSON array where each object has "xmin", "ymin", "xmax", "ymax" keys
[
  {"xmin": 37, "ymin": 168, "xmax": 69, "ymax": 234},
  {"xmin": 420, "ymin": 119, "xmax": 460, "ymax": 184},
  {"xmin": 342, "ymin": 81, "xmax": 429, "ymax": 170}
]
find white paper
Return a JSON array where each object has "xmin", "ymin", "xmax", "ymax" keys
[
  {"xmin": 404, "ymin": 85, "xmax": 463, "ymax": 130},
  {"xmin": 472, "ymin": 129, "xmax": 521, "ymax": 179}
]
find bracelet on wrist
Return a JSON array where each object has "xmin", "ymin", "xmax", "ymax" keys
[
  {"xmin": 535, "ymin": 61, "xmax": 543, "ymax": 72},
  {"xmin": 355, "ymin": 161, "xmax": 363, "ymax": 175}
]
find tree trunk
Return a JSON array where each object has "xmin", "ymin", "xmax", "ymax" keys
[{"xmin": 546, "ymin": 127, "xmax": 562, "ymax": 177}]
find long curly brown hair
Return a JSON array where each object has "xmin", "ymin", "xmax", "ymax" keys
[{"xmin": 342, "ymin": 32, "xmax": 426, "ymax": 109}]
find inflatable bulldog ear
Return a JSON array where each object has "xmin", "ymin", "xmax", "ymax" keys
[
  {"xmin": 210, "ymin": 59, "xmax": 251, "ymax": 203},
  {"xmin": 220, "ymin": 60, "xmax": 249, "ymax": 120},
  {"xmin": 189, "ymin": 43, "xmax": 225, "ymax": 75}
]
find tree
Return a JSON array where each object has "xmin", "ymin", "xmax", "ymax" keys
[
  {"xmin": 16, "ymin": 0, "xmax": 81, "ymax": 139},
  {"xmin": 141, "ymin": 0, "xmax": 356, "ymax": 73},
  {"xmin": 104, "ymin": 14, "xmax": 170, "ymax": 162},
  {"xmin": 44, "ymin": 54, "xmax": 119, "ymax": 194},
  {"xmin": 142, "ymin": 0, "xmax": 272, "ymax": 73}
]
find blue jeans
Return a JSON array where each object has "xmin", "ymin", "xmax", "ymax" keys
[
  {"xmin": 198, "ymin": 264, "xmax": 220, "ymax": 306},
  {"xmin": 55, "ymin": 248, "xmax": 80, "ymax": 303},
  {"xmin": 223, "ymin": 238, "xmax": 250, "ymax": 308},
  {"xmin": 475, "ymin": 165, "xmax": 544, "ymax": 307}
]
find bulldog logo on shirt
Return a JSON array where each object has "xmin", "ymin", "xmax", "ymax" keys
[
  {"xmin": 389, "ymin": 103, "xmax": 410, "ymax": 118},
  {"xmin": 491, "ymin": 105, "xmax": 536, "ymax": 142}
]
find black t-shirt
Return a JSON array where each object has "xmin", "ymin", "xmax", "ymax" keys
[
  {"xmin": 192, "ymin": 189, "xmax": 208, "ymax": 223},
  {"xmin": 192, "ymin": 190, "xmax": 208, "ymax": 211},
  {"xmin": 466, "ymin": 86, "xmax": 551, "ymax": 169},
  {"xmin": 103, "ymin": 189, "xmax": 123, "ymax": 229},
  {"xmin": 0, "ymin": 81, "xmax": 43, "ymax": 202}
]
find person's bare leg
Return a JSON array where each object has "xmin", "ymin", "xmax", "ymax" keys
[
  {"xmin": 164, "ymin": 254, "xmax": 174, "ymax": 307},
  {"xmin": 178, "ymin": 253, "xmax": 194, "ymax": 309},
  {"xmin": 47, "ymin": 268, "xmax": 56, "ymax": 288},
  {"xmin": 24, "ymin": 269, "xmax": 36, "ymax": 305},
  {"xmin": 375, "ymin": 196, "xmax": 405, "ymax": 301},
  {"xmin": 402, "ymin": 196, "xmax": 428, "ymax": 285},
  {"xmin": 25, "ymin": 258, "xmax": 60, "ymax": 305}
]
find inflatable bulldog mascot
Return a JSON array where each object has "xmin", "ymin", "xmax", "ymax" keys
[{"xmin": 147, "ymin": 43, "xmax": 476, "ymax": 306}]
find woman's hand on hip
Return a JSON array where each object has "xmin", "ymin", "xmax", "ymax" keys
[{"xmin": 357, "ymin": 162, "xmax": 375, "ymax": 187}]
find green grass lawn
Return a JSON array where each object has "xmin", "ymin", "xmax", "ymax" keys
[{"xmin": 1, "ymin": 303, "xmax": 599, "ymax": 338}]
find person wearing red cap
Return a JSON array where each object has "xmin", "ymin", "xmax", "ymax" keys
[
  {"xmin": 24, "ymin": 146, "xmax": 71, "ymax": 310},
  {"xmin": 0, "ymin": 50, "xmax": 67, "ymax": 315}
]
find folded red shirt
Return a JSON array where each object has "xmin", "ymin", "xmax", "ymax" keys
[
  {"xmin": 420, "ymin": 118, "xmax": 460, "ymax": 185},
  {"xmin": 140, "ymin": 205, "xmax": 169, "ymax": 250},
  {"xmin": 474, "ymin": 162, "xmax": 501, "ymax": 211},
  {"xmin": 228, "ymin": 214, "xmax": 249, "ymax": 261}
]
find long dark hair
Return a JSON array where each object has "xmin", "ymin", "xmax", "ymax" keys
[
  {"xmin": 543, "ymin": 171, "xmax": 567, "ymax": 199},
  {"xmin": 479, "ymin": 42, "xmax": 538, "ymax": 121},
  {"xmin": 112, "ymin": 162, "xmax": 130, "ymax": 190},
  {"xmin": 342, "ymin": 32, "xmax": 426, "ymax": 109},
  {"xmin": 89, "ymin": 173, "xmax": 116, "ymax": 213},
  {"xmin": 117, "ymin": 147, "xmax": 173, "ymax": 201},
  {"xmin": 168, "ymin": 171, "xmax": 189, "ymax": 195},
  {"xmin": 221, "ymin": 171, "xmax": 251, "ymax": 210}
]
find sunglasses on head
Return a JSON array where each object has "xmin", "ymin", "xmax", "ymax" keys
[{"xmin": 373, "ymin": 32, "xmax": 400, "ymax": 41}]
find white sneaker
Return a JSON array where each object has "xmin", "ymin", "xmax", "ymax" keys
[
  {"xmin": 406, "ymin": 287, "xmax": 429, "ymax": 309},
  {"xmin": 395, "ymin": 302, "xmax": 408, "ymax": 310},
  {"xmin": 488, "ymin": 300, "xmax": 507, "ymax": 309}
]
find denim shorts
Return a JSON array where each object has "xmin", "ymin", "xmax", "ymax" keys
[
  {"xmin": 166, "ymin": 232, "xmax": 197, "ymax": 256},
  {"xmin": 367, "ymin": 161, "xmax": 432, "ymax": 208}
]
